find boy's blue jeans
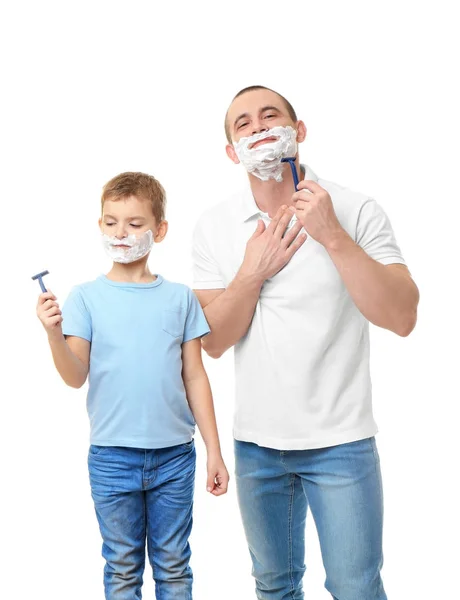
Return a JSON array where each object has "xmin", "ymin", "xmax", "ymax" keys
[
  {"xmin": 88, "ymin": 440, "xmax": 196, "ymax": 600},
  {"xmin": 235, "ymin": 437, "xmax": 387, "ymax": 600}
]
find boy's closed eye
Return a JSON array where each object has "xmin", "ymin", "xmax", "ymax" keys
[{"xmin": 105, "ymin": 223, "xmax": 142, "ymax": 228}]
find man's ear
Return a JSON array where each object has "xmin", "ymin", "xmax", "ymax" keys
[
  {"xmin": 226, "ymin": 143, "xmax": 240, "ymax": 164},
  {"xmin": 296, "ymin": 121, "xmax": 307, "ymax": 143}
]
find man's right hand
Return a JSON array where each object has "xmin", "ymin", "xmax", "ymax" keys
[
  {"xmin": 36, "ymin": 291, "xmax": 64, "ymax": 340},
  {"xmin": 240, "ymin": 205, "xmax": 307, "ymax": 283}
]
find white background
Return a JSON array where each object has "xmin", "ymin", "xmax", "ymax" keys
[{"xmin": 2, "ymin": 1, "xmax": 459, "ymax": 598}]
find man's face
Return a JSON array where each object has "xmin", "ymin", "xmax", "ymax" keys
[
  {"xmin": 99, "ymin": 195, "xmax": 167, "ymax": 245},
  {"xmin": 225, "ymin": 89, "xmax": 306, "ymax": 164},
  {"xmin": 227, "ymin": 89, "xmax": 295, "ymax": 144}
]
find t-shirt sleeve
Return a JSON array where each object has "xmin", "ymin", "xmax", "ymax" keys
[
  {"xmin": 355, "ymin": 199, "xmax": 406, "ymax": 266},
  {"xmin": 183, "ymin": 288, "xmax": 211, "ymax": 343},
  {"xmin": 61, "ymin": 286, "xmax": 92, "ymax": 342},
  {"xmin": 192, "ymin": 218, "xmax": 226, "ymax": 290}
]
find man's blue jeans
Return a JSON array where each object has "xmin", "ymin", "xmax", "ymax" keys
[
  {"xmin": 88, "ymin": 441, "xmax": 196, "ymax": 600},
  {"xmin": 235, "ymin": 437, "xmax": 387, "ymax": 600}
]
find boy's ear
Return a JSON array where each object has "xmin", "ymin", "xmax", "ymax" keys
[
  {"xmin": 98, "ymin": 217, "xmax": 103, "ymax": 232},
  {"xmin": 154, "ymin": 220, "xmax": 168, "ymax": 243}
]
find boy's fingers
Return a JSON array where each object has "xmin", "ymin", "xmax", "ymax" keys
[
  {"xmin": 206, "ymin": 473, "xmax": 215, "ymax": 492},
  {"xmin": 42, "ymin": 299, "xmax": 58, "ymax": 310},
  {"xmin": 211, "ymin": 479, "xmax": 228, "ymax": 495},
  {"xmin": 38, "ymin": 292, "xmax": 56, "ymax": 305},
  {"xmin": 48, "ymin": 315, "xmax": 63, "ymax": 326}
]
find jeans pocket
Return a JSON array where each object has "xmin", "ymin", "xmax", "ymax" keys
[
  {"xmin": 89, "ymin": 444, "xmax": 109, "ymax": 457},
  {"xmin": 369, "ymin": 437, "xmax": 380, "ymax": 463},
  {"xmin": 162, "ymin": 309, "xmax": 183, "ymax": 338}
]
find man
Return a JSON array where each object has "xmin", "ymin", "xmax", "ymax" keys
[{"xmin": 192, "ymin": 85, "xmax": 419, "ymax": 600}]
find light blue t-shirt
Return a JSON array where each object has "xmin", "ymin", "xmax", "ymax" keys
[{"xmin": 61, "ymin": 274, "xmax": 210, "ymax": 449}]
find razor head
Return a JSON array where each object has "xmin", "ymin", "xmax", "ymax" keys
[{"xmin": 32, "ymin": 270, "xmax": 49, "ymax": 281}]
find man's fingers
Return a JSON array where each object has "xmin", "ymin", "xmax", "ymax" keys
[
  {"xmin": 292, "ymin": 190, "xmax": 313, "ymax": 205},
  {"xmin": 296, "ymin": 179, "xmax": 323, "ymax": 194},
  {"xmin": 251, "ymin": 219, "xmax": 266, "ymax": 239},
  {"xmin": 286, "ymin": 232, "xmax": 308, "ymax": 258},
  {"xmin": 281, "ymin": 219, "xmax": 304, "ymax": 248},
  {"xmin": 274, "ymin": 208, "xmax": 295, "ymax": 239},
  {"xmin": 266, "ymin": 205, "xmax": 288, "ymax": 234}
]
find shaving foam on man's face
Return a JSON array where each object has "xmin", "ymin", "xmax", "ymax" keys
[{"xmin": 233, "ymin": 125, "xmax": 298, "ymax": 182}]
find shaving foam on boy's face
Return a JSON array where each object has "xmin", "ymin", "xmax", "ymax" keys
[
  {"xmin": 102, "ymin": 229, "xmax": 154, "ymax": 263},
  {"xmin": 233, "ymin": 125, "xmax": 298, "ymax": 182},
  {"xmin": 100, "ymin": 196, "xmax": 158, "ymax": 264}
]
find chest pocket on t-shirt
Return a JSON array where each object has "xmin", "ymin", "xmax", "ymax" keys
[{"xmin": 162, "ymin": 309, "xmax": 184, "ymax": 338}]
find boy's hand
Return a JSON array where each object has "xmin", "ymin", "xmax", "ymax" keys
[
  {"xmin": 36, "ymin": 291, "xmax": 64, "ymax": 340},
  {"xmin": 206, "ymin": 454, "xmax": 229, "ymax": 496}
]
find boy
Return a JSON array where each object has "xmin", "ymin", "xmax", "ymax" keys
[{"xmin": 36, "ymin": 171, "xmax": 229, "ymax": 600}]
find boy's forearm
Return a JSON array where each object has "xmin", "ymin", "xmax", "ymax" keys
[
  {"xmin": 184, "ymin": 372, "xmax": 221, "ymax": 455},
  {"xmin": 202, "ymin": 270, "xmax": 263, "ymax": 358},
  {"xmin": 48, "ymin": 335, "xmax": 88, "ymax": 388}
]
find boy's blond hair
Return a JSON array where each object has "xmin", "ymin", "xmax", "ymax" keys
[{"xmin": 101, "ymin": 172, "xmax": 166, "ymax": 223}]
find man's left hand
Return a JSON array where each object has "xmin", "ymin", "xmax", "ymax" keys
[{"xmin": 292, "ymin": 180, "xmax": 345, "ymax": 248}]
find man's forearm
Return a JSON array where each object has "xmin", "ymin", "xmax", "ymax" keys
[
  {"xmin": 48, "ymin": 335, "xmax": 88, "ymax": 388},
  {"xmin": 202, "ymin": 270, "xmax": 263, "ymax": 358},
  {"xmin": 326, "ymin": 231, "xmax": 419, "ymax": 336}
]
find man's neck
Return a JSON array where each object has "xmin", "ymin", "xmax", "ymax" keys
[{"xmin": 249, "ymin": 159, "xmax": 304, "ymax": 218}]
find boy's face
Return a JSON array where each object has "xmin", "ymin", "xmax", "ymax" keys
[{"xmin": 99, "ymin": 195, "xmax": 167, "ymax": 245}]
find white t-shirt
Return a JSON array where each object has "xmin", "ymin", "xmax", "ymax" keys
[{"xmin": 192, "ymin": 166, "xmax": 406, "ymax": 450}]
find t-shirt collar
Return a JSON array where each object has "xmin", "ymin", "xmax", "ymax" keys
[
  {"xmin": 240, "ymin": 164, "xmax": 319, "ymax": 223},
  {"xmin": 98, "ymin": 274, "xmax": 164, "ymax": 288}
]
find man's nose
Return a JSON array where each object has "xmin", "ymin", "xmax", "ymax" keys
[{"xmin": 252, "ymin": 120, "xmax": 268, "ymax": 136}]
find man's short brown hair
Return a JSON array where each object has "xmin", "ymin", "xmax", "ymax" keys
[
  {"xmin": 224, "ymin": 85, "xmax": 298, "ymax": 143},
  {"xmin": 101, "ymin": 172, "xmax": 166, "ymax": 222}
]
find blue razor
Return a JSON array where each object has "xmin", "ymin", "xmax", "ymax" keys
[
  {"xmin": 32, "ymin": 270, "xmax": 49, "ymax": 293},
  {"xmin": 281, "ymin": 157, "xmax": 299, "ymax": 190}
]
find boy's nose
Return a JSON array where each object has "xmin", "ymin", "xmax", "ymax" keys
[{"xmin": 115, "ymin": 228, "xmax": 128, "ymax": 240}]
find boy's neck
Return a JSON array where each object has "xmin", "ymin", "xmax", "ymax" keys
[
  {"xmin": 249, "ymin": 160, "xmax": 304, "ymax": 218},
  {"xmin": 106, "ymin": 258, "xmax": 157, "ymax": 283}
]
